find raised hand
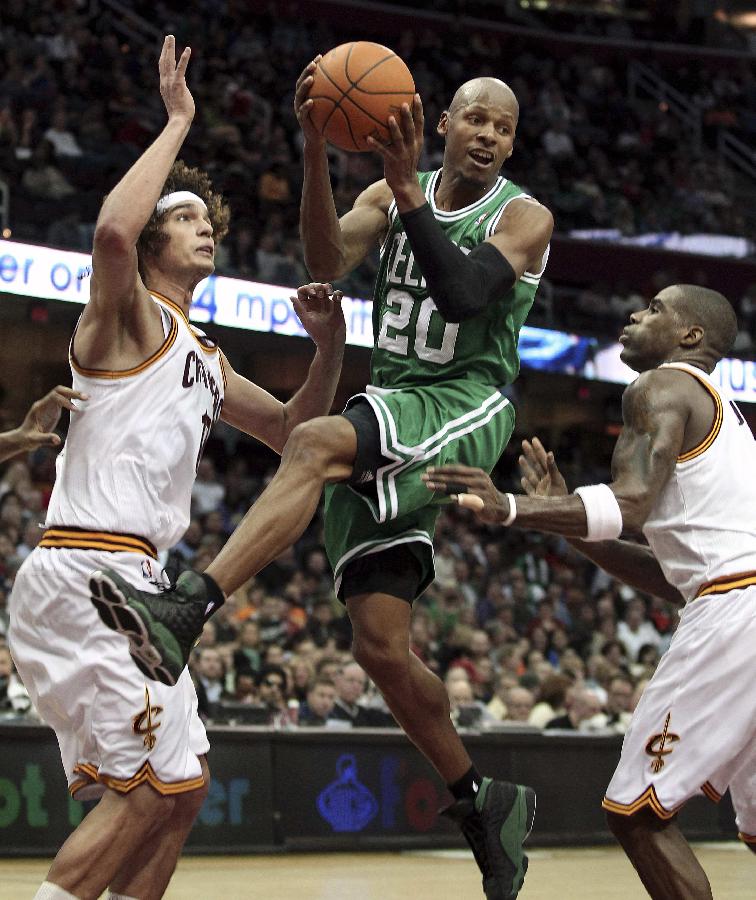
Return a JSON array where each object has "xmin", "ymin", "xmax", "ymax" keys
[
  {"xmin": 519, "ymin": 437, "xmax": 568, "ymax": 498},
  {"xmin": 291, "ymin": 282, "xmax": 346, "ymax": 351},
  {"xmin": 294, "ymin": 57, "xmax": 325, "ymax": 146},
  {"xmin": 366, "ymin": 94, "xmax": 425, "ymax": 200},
  {"xmin": 159, "ymin": 35, "xmax": 194, "ymax": 123},
  {"xmin": 17, "ymin": 386, "xmax": 89, "ymax": 450}
]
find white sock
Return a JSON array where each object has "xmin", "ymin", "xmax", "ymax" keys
[
  {"xmin": 34, "ymin": 883, "xmax": 80, "ymax": 900},
  {"xmin": 108, "ymin": 894, "xmax": 139, "ymax": 900}
]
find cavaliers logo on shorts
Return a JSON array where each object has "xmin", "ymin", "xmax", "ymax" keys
[
  {"xmin": 645, "ymin": 712, "xmax": 680, "ymax": 773},
  {"xmin": 133, "ymin": 686, "xmax": 163, "ymax": 750}
]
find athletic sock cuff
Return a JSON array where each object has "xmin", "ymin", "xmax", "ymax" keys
[{"xmin": 201, "ymin": 572, "xmax": 225, "ymax": 620}]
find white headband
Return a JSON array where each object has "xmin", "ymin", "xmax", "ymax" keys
[{"xmin": 156, "ymin": 191, "xmax": 208, "ymax": 216}]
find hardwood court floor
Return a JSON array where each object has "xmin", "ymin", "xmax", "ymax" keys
[{"xmin": 3, "ymin": 844, "xmax": 753, "ymax": 899}]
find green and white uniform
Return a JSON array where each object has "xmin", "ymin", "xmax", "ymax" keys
[{"xmin": 325, "ymin": 169, "xmax": 548, "ymax": 599}]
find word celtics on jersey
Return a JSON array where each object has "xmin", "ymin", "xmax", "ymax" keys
[{"xmin": 372, "ymin": 170, "xmax": 548, "ymax": 389}]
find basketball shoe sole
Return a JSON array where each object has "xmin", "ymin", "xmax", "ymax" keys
[{"xmin": 89, "ymin": 569, "xmax": 207, "ymax": 686}]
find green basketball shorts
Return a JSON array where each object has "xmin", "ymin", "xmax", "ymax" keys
[{"xmin": 325, "ymin": 380, "xmax": 515, "ymax": 602}]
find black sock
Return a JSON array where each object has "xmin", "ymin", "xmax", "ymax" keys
[
  {"xmin": 200, "ymin": 573, "xmax": 225, "ymax": 620},
  {"xmin": 448, "ymin": 765, "xmax": 483, "ymax": 801}
]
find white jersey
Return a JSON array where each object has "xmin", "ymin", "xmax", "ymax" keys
[
  {"xmin": 46, "ymin": 291, "xmax": 225, "ymax": 551},
  {"xmin": 642, "ymin": 362, "xmax": 756, "ymax": 602}
]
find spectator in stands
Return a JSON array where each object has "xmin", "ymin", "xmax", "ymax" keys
[
  {"xmin": 298, "ymin": 676, "xmax": 337, "ymax": 727},
  {"xmin": 233, "ymin": 620, "xmax": 263, "ymax": 675},
  {"xmin": 192, "ymin": 647, "xmax": 229, "ymax": 720},
  {"xmin": 254, "ymin": 664, "xmax": 293, "ymax": 727},
  {"xmin": 617, "ymin": 597, "xmax": 663, "ymax": 663},
  {"xmin": 604, "ymin": 674, "xmax": 635, "ymax": 734},
  {"xmin": 545, "ymin": 686, "xmax": 606, "ymax": 732},
  {"xmin": 528, "ymin": 673, "xmax": 572, "ymax": 728},
  {"xmin": 330, "ymin": 661, "xmax": 372, "ymax": 727},
  {"xmin": 448, "ymin": 677, "xmax": 494, "ymax": 729},
  {"xmin": 501, "ymin": 686, "xmax": 536, "ymax": 725}
]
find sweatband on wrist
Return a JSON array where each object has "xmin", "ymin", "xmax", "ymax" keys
[
  {"xmin": 398, "ymin": 202, "xmax": 516, "ymax": 323},
  {"xmin": 573, "ymin": 483, "xmax": 623, "ymax": 541},
  {"xmin": 501, "ymin": 492, "xmax": 517, "ymax": 526}
]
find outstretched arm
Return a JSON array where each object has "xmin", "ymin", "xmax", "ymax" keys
[
  {"xmin": 0, "ymin": 387, "xmax": 88, "ymax": 463},
  {"xmin": 221, "ymin": 283, "xmax": 346, "ymax": 454},
  {"xmin": 77, "ymin": 36, "xmax": 195, "ymax": 368},
  {"xmin": 517, "ymin": 438, "xmax": 683, "ymax": 604},
  {"xmin": 424, "ymin": 368, "xmax": 687, "ymax": 539}
]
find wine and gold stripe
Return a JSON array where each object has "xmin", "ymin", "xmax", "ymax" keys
[
  {"xmin": 695, "ymin": 570, "xmax": 756, "ymax": 599},
  {"xmin": 700, "ymin": 781, "xmax": 722, "ymax": 803},
  {"xmin": 602, "ymin": 785, "xmax": 677, "ymax": 821},
  {"xmin": 70, "ymin": 315, "xmax": 178, "ymax": 379},
  {"xmin": 72, "ymin": 761, "xmax": 205, "ymax": 796},
  {"xmin": 739, "ymin": 831, "xmax": 756, "ymax": 845},
  {"xmin": 39, "ymin": 526, "xmax": 157, "ymax": 559},
  {"xmin": 677, "ymin": 373, "xmax": 723, "ymax": 462},
  {"xmin": 151, "ymin": 291, "xmax": 219, "ymax": 355}
]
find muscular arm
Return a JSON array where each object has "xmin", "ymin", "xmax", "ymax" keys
[
  {"xmin": 300, "ymin": 151, "xmax": 391, "ymax": 281},
  {"xmin": 425, "ymin": 368, "xmax": 689, "ymax": 539},
  {"xmin": 566, "ymin": 538, "xmax": 684, "ymax": 605},
  {"xmin": 221, "ymin": 344, "xmax": 343, "ymax": 455},
  {"xmin": 220, "ymin": 283, "xmax": 346, "ymax": 454}
]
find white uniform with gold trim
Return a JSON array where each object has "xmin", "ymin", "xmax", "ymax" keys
[
  {"xmin": 604, "ymin": 363, "xmax": 756, "ymax": 844},
  {"xmin": 9, "ymin": 292, "xmax": 225, "ymax": 800}
]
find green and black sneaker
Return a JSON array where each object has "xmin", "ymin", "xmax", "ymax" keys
[
  {"xmin": 442, "ymin": 777, "xmax": 536, "ymax": 900},
  {"xmin": 89, "ymin": 569, "xmax": 210, "ymax": 686}
]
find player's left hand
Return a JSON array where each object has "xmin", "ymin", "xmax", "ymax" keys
[
  {"xmin": 292, "ymin": 282, "xmax": 346, "ymax": 351},
  {"xmin": 423, "ymin": 464, "xmax": 511, "ymax": 525},
  {"xmin": 367, "ymin": 94, "xmax": 425, "ymax": 202},
  {"xmin": 18, "ymin": 386, "xmax": 89, "ymax": 450}
]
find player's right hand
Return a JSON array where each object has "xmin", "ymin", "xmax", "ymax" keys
[
  {"xmin": 159, "ymin": 35, "xmax": 194, "ymax": 124},
  {"xmin": 294, "ymin": 56, "xmax": 325, "ymax": 146},
  {"xmin": 519, "ymin": 437, "xmax": 568, "ymax": 498}
]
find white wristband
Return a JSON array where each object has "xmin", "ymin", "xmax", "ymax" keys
[
  {"xmin": 502, "ymin": 492, "xmax": 517, "ymax": 526},
  {"xmin": 574, "ymin": 483, "xmax": 623, "ymax": 541}
]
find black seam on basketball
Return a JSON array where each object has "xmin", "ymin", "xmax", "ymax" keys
[
  {"xmin": 315, "ymin": 65, "xmax": 358, "ymax": 148},
  {"xmin": 346, "ymin": 50, "xmax": 399, "ymax": 90},
  {"xmin": 315, "ymin": 47, "xmax": 412, "ymax": 149}
]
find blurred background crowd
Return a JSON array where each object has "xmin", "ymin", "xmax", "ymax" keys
[
  {"xmin": 1, "ymin": 1, "xmax": 755, "ymax": 341},
  {"xmin": 0, "ymin": 437, "xmax": 675, "ymax": 737},
  {"xmin": 0, "ymin": 0, "xmax": 753, "ymax": 736}
]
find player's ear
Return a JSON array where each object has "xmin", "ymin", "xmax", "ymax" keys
[
  {"xmin": 681, "ymin": 324, "xmax": 704, "ymax": 347},
  {"xmin": 437, "ymin": 111, "xmax": 449, "ymax": 137}
]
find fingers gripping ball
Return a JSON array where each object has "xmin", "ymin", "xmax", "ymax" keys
[{"xmin": 309, "ymin": 42, "xmax": 415, "ymax": 152}]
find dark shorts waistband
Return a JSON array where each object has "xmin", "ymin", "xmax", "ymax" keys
[{"xmin": 39, "ymin": 526, "xmax": 157, "ymax": 559}]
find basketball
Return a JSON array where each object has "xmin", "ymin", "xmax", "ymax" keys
[{"xmin": 308, "ymin": 41, "xmax": 415, "ymax": 152}]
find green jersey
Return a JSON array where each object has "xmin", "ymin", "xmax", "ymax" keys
[{"xmin": 371, "ymin": 169, "xmax": 547, "ymax": 390}]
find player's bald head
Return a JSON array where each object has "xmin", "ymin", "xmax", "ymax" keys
[
  {"xmin": 448, "ymin": 78, "xmax": 519, "ymax": 122},
  {"xmin": 662, "ymin": 284, "xmax": 738, "ymax": 358}
]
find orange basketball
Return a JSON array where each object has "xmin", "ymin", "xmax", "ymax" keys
[{"xmin": 308, "ymin": 41, "xmax": 416, "ymax": 152}]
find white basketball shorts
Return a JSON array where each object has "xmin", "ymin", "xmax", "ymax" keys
[
  {"xmin": 603, "ymin": 583, "xmax": 756, "ymax": 844},
  {"xmin": 9, "ymin": 545, "xmax": 209, "ymax": 801}
]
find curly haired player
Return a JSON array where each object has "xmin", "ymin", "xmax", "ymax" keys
[{"xmin": 9, "ymin": 36, "xmax": 345, "ymax": 900}]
